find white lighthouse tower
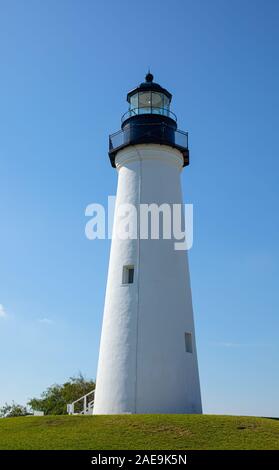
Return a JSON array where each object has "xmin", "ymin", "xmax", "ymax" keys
[{"xmin": 93, "ymin": 73, "xmax": 202, "ymax": 414}]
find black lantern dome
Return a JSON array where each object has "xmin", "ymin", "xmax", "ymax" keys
[{"xmin": 109, "ymin": 73, "xmax": 189, "ymax": 167}]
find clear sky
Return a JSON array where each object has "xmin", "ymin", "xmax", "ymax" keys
[{"xmin": 0, "ymin": 0, "xmax": 278, "ymax": 417}]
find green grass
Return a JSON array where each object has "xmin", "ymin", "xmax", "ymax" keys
[{"xmin": 0, "ymin": 414, "xmax": 278, "ymax": 450}]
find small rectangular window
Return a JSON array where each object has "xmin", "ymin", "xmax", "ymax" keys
[
  {"xmin": 185, "ymin": 332, "xmax": 193, "ymax": 353},
  {"xmin": 122, "ymin": 265, "xmax": 134, "ymax": 284}
]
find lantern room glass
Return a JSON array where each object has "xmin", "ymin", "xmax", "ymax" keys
[
  {"xmin": 129, "ymin": 91, "xmax": 170, "ymax": 117},
  {"xmin": 130, "ymin": 94, "xmax": 138, "ymax": 114},
  {"xmin": 138, "ymin": 92, "xmax": 152, "ymax": 114}
]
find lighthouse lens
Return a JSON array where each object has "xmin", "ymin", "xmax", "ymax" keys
[
  {"xmin": 126, "ymin": 90, "xmax": 171, "ymax": 119},
  {"xmin": 151, "ymin": 92, "xmax": 165, "ymax": 114},
  {"xmin": 138, "ymin": 92, "xmax": 152, "ymax": 112},
  {"xmin": 152, "ymin": 92, "xmax": 163, "ymax": 108}
]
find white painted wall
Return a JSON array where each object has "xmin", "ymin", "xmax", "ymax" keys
[{"xmin": 93, "ymin": 144, "xmax": 202, "ymax": 414}]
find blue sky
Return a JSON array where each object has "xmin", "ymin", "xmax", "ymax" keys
[{"xmin": 0, "ymin": 0, "xmax": 278, "ymax": 416}]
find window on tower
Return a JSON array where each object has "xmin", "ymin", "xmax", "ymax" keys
[
  {"xmin": 185, "ymin": 332, "xmax": 193, "ymax": 353},
  {"xmin": 122, "ymin": 265, "xmax": 134, "ymax": 285}
]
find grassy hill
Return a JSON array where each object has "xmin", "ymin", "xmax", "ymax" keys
[{"xmin": 0, "ymin": 414, "xmax": 278, "ymax": 450}]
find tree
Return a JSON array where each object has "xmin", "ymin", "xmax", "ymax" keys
[
  {"xmin": 28, "ymin": 373, "xmax": 95, "ymax": 415},
  {"xmin": 0, "ymin": 402, "xmax": 29, "ymax": 418}
]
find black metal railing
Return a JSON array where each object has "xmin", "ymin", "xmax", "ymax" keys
[
  {"xmin": 109, "ymin": 123, "xmax": 188, "ymax": 152},
  {"xmin": 121, "ymin": 107, "xmax": 177, "ymax": 123}
]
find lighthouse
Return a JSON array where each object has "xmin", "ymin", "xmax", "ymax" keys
[{"xmin": 93, "ymin": 73, "xmax": 202, "ymax": 414}]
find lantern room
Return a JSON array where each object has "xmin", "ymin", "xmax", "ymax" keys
[{"xmin": 109, "ymin": 73, "xmax": 189, "ymax": 168}]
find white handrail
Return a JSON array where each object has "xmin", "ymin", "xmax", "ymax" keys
[
  {"xmin": 67, "ymin": 389, "xmax": 95, "ymax": 415},
  {"xmin": 71, "ymin": 389, "xmax": 95, "ymax": 405}
]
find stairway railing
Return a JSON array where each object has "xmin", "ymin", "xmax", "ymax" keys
[{"xmin": 67, "ymin": 389, "xmax": 95, "ymax": 415}]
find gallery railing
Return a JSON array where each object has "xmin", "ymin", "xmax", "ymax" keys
[
  {"xmin": 121, "ymin": 107, "xmax": 177, "ymax": 123},
  {"xmin": 109, "ymin": 122, "xmax": 188, "ymax": 153}
]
